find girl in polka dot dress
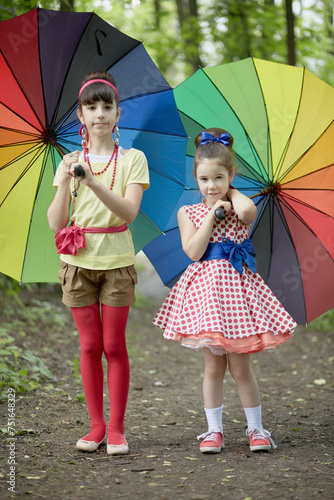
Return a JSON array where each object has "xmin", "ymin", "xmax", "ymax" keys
[{"xmin": 153, "ymin": 128, "xmax": 297, "ymax": 454}]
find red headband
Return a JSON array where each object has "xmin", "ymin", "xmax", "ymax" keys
[{"xmin": 78, "ymin": 79, "xmax": 119, "ymax": 102}]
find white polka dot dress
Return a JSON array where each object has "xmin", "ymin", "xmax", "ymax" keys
[{"xmin": 153, "ymin": 203, "xmax": 296, "ymax": 355}]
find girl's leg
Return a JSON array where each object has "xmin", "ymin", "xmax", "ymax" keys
[
  {"xmin": 198, "ymin": 348, "xmax": 226, "ymax": 453},
  {"xmin": 227, "ymin": 353, "xmax": 261, "ymax": 409},
  {"xmin": 71, "ymin": 303, "xmax": 106, "ymax": 443},
  {"xmin": 101, "ymin": 304, "xmax": 130, "ymax": 446},
  {"xmin": 203, "ymin": 348, "xmax": 227, "ymax": 409},
  {"xmin": 227, "ymin": 353, "xmax": 276, "ymax": 450}
]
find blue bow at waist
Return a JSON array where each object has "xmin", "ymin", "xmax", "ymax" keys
[{"xmin": 200, "ymin": 238, "xmax": 257, "ymax": 274}]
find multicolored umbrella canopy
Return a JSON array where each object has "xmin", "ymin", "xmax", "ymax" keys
[
  {"xmin": 144, "ymin": 57, "xmax": 334, "ymax": 324},
  {"xmin": 0, "ymin": 8, "xmax": 187, "ymax": 283}
]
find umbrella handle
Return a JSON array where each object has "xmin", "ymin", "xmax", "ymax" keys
[
  {"xmin": 215, "ymin": 207, "xmax": 226, "ymax": 220},
  {"xmin": 74, "ymin": 165, "xmax": 85, "ymax": 177}
]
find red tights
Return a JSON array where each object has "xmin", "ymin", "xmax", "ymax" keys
[{"xmin": 71, "ymin": 303, "xmax": 130, "ymax": 445}]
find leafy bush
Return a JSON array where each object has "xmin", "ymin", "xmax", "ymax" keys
[
  {"xmin": 0, "ymin": 332, "xmax": 53, "ymax": 401},
  {"xmin": 309, "ymin": 308, "xmax": 334, "ymax": 333}
]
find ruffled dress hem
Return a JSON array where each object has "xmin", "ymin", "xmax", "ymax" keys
[{"xmin": 164, "ymin": 329, "xmax": 294, "ymax": 356}]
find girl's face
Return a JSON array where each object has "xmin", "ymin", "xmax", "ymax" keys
[
  {"xmin": 77, "ymin": 99, "xmax": 121, "ymax": 139},
  {"xmin": 196, "ymin": 159, "xmax": 234, "ymax": 207}
]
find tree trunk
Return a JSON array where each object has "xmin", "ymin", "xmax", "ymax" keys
[
  {"xmin": 285, "ymin": 0, "xmax": 296, "ymax": 65},
  {"xmin": 174, "ymin": 0, "xmax": 202, "ymax": 74},
  {"xmin": 324, "ymin": 0, "xmax": 334, "ymax": 56},
  {"xmin": 60, "ymin": 0, "xmax": 75, "ymax": 12}
]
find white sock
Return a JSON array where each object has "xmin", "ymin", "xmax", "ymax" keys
[
  {"xmin": 243, "ymin": 405, "xmax": 263, "ymax": 430},
  {"xmin": 204, "ymin": 405, "xmax": 224, "ymax": 433}
]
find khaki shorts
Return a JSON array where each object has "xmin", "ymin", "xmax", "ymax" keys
[{"xmin": 58, "ymin": 261, "xmax": 137, "ymax": 308}]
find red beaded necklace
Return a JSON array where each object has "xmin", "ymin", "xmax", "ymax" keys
[{"xmin": 83, "ymin": 144, "xmax": 119, "ymax": 190}]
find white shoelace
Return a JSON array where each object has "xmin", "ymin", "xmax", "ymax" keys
[
  {"xmin": 197, "ymin": 431, "xmax": 223, "ymax": 442},
  {"xmin": 246, "ymin": 427, "xmax": 277, "ymax": 449}
]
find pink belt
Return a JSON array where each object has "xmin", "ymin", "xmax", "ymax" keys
[{"xmin": 55, "ymin": 223, "xmax": 128, "ymax": 256}]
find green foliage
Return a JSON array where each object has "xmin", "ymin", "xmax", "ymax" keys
[
  {"xmin": 0, "ymin": 274, "xmax": 23, "ymax": 312},
  {"xmin": 133, "ymin": 290, "xmax": 152, "ymax": 310},
  {"xmin": 0, "ymin": 332, "xmax": 54, "ymax": 401},
  {"xmin": 0, "ymin": 291, "xmax": 67, "ymax": 401},
  {"xmin": 74, "ymin": 392, "xmax": 86, "ymax": 403},
  {"xmin": 309, "ymin": 309, "xmax": 334, "ymax": 333},
  {"xmin": 3, "ymin": 0, "xmax": 334, "ymax": 85}
]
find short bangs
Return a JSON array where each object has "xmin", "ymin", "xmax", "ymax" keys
[{"xmin": 79, "ymin": 82, "xmax": 118, "ymax": 106}]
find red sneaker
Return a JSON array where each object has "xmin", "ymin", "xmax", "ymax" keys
[
  {"xmin": 246, "ymin": 428, "xmax": 277, "ymax": 452},
  {"xmin": 198, "ymin": 432, "xmax": 224, "ymax": 453}
]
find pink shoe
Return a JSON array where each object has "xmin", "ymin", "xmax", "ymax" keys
[
  {"xmin": 246, "ymin": 428, "xmax": 277, "ymax": 452},
  {"xmin": 198, "ymin": 431, "xmax": 224, "ymax": 453}
]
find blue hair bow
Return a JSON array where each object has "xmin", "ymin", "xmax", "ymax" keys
[{"xmin": 200, "ymin": 132, "xmax": 231, "ymax": 147}]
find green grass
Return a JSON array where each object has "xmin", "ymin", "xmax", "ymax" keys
[{"xmin": 309, "ymin": 308, "xmax": 334, "ymax": 333}]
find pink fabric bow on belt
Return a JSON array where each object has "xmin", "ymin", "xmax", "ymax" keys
[{"xmin": 55, "ymin": 224, "xmax": 128, "ymax": 256}]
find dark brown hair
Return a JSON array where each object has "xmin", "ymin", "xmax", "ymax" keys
[
  {"xmin": 193, "ymin": 128, "xmax": 235, "ymax": 177},
  {"xmin": 78, "ymin": 71, "xmax": 118, "ymax": 111}
]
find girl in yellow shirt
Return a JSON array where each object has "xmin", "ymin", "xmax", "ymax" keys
[{"xmin": 48, "ymin": 71, "xmax": 149, "ymax": 456}]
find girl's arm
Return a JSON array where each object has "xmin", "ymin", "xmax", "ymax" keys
[
  {"xmin": 228, "ymin": 187, "xmax": 257, "ymax": 225},
  {"xmin": 47, "ymin": 179, "xmax": 71, "ymax": 233},
  {"xmin": 86, "ymin": 178, "xmax": 144, "ymax": 224},
  {"xmin": 178, "ymin": 207, "xmax": 217, "ymax": 261}
]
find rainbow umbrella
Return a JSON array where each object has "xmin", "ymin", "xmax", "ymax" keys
[
  {"xmin": 144, "ymin": 57, "xmax": 334, "ymax": 324},
  {"xmin": 0, "ymin": 8, "xmax": 187, "ymax": 283}
]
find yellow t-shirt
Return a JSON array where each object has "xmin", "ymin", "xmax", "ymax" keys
[{"xmin": 53, "ymin": 147, "xmax": 149, "ymax": 270}]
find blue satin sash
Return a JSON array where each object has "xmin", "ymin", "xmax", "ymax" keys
[{"xmin": 200, "ymin": 238, "xmax": 257, "ymax": 275}]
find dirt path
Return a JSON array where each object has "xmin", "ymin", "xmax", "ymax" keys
[{"xmin": 0, "ymin": 257, "xmax": 333, "ymax": 499}]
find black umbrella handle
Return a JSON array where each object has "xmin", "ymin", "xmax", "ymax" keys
[
  {"xmin": 214, "ymin": 207, "xmax": 226, "ymax": 220},
  {"xmin": 74, "ymin": 165, "xmax": 85, "ymax": 178}
]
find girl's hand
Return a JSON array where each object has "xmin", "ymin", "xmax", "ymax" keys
[
  {"xmin": 63, "ymin": 151, "xmax": 81, "ymax": 177},
  {"xmin": 212, "ymin": 199, "xmax": 233, "ymax": 217},
  {"xmin": 70, "ymin": 160, "xmax": 95, "ymax": 188}
]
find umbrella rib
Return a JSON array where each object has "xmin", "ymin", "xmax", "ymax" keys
[
  {"xmin": 119, "ymin": 125, "xmax": 187, "ymax": 139},
  {"xmin": 177, "ymin": 104, "xmax": 267, "ymax": 185},
  {"xmin": 275, "ymin": 68, "xmax": 307, "ymax": 182},
  {"xmin": 234, "ymin": 173, "xmax": 264, "ymax": 196},
  {"xmin": 120, "ymin": 86, "xmax": 174, "ymax": 103},
  {"xmin": 50, "ymin": 33, "xmax": 143, "ymax": 128},
  {"xmin": 137, "ymin": 209, "xmax": 166, "ymax": 236},
  {"xmin": 0, "ymin": 101, "xmax": 43, "ymax": 135},
  {"xmin": 250, "ymin": 57, "xmax": 273, "ymax": 180},
  {"xmin": 279, "ymin": 194, "xmax": 334, "ymax": 238},
  {"xmin": 0, "ymin": 50, "xmax": 45, "ymax": 132},
  {"xmin": 249, "ymin": 196, "xmax": 269, "ymax": 237},
  {"xmin": 0, "ymin": 143, "xmax": 46, "ymax": 206},
  {"xmin": 198, "ymin": 67, "xmax": 270, "ymax": 183},
  {"xmin": 0, "ymin": 125, "xmax": 41, "ymax": 140},
  {"xmin": 47, "ymin": 11, "xmax": 94, "ymax": 128},
  {"xmin": 277, "ymin": 122, "xmax": 334, "ymax": 184},
  {"xmin": 19, "ymin": 146, "xmax": 52, "ymax": 284},
  {"xmin": 273, "ymin": 197, "xmax": 307, "ymax": 322},
  {"xmin": 0, "ymin": 142, "xmax": 43, "ymax": 171},
  {"xmin": 279, "ymin": 191, "xmax": 334, "ymax": 219},
  {"xmin": 149, "ymin": 166, "xmax": 191, "ymax": 188}
]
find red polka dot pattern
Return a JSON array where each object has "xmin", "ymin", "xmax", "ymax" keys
[{"xmin": 153, "ymin": 203, "xmax": 297, "ymax": 351}]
